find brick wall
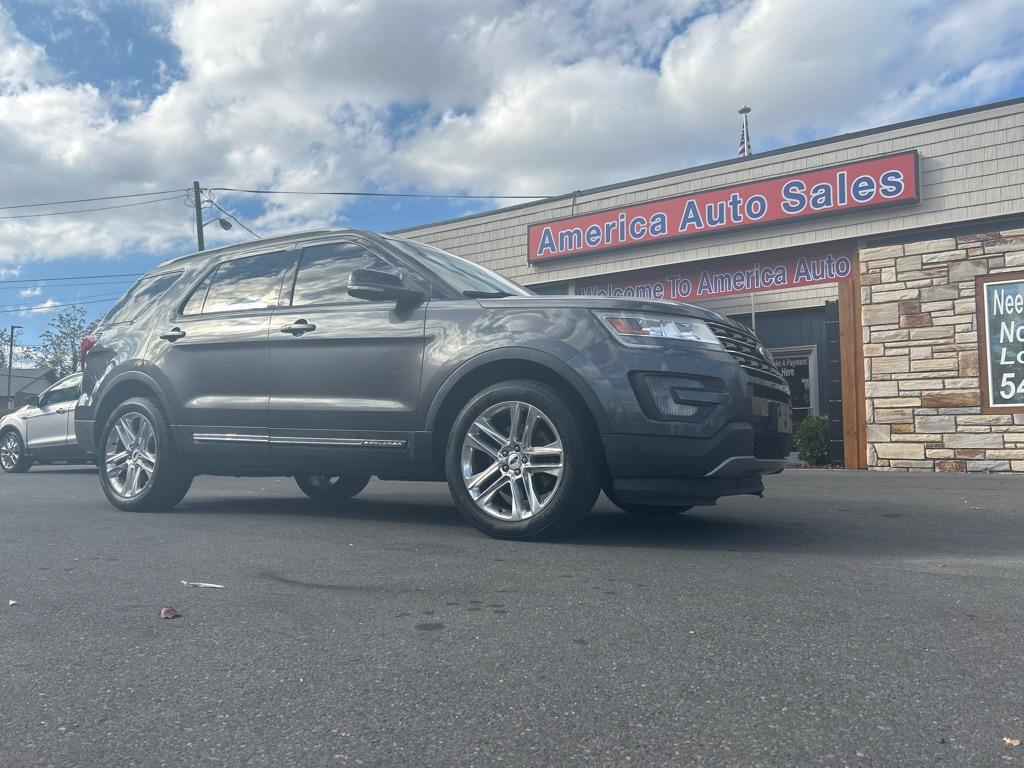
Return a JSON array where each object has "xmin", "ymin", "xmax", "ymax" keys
[{"xmin": 860, "ymin": 230, "xmax": 1024, "ymax": 472}]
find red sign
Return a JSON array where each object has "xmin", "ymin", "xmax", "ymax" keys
[
  {"xmin": 528, "ymin": 151, "xmax": 919, "ymax": 263},
  {"xmin": 576, "ymin": 246, "xmax": 854, "ymax": 303}
]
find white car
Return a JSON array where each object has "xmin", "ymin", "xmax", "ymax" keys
[{"xmin": 0, "ymin": 372, "xmax": 93, "ymax": 473}]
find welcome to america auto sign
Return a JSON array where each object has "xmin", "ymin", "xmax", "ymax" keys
[
  {"xmin": 527, "ymin": 151, "xmax": 920, "ymax": 263},
  {"xmin": 576, "ymin": 245, "xmax": 854, "ymax": 302}
]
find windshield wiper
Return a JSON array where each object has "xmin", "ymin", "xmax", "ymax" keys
[{"xmin": 462, "ymin": 290, "xmax": 513, "ymax": 298}]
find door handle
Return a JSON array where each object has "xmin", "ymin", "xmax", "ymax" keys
[
  {"xmin": 160, "ymin": 327, "xmax": 187, "ymax": 342},
  {"xmin": 56, "ymin": 408, "xmax": 67, "ymax": 414},
  {"xmin": 280, "ymin": 320, "xmax": 317, "ymax": 336}
]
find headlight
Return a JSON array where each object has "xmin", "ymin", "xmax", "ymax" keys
[{"xmin": 594, "ymin": 311, "xmax": 722, "ymax": 348}]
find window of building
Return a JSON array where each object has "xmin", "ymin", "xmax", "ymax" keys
[{"xmin": 770, "ymin": 346, "xmax": 818, "ymax": 428}]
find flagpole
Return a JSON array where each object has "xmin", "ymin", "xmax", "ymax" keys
[
  {"xmin": 737, "ymin": 106, "xmax": 755, "ymax": 328},
  {"xmin": 738, "ymin": 105, "xmax": 751, "ymax": 157}
]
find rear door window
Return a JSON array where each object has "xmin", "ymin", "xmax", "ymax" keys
[
  {"xmin": 289, "ymin": 242, "xmax": 402, "ymax": 307},
  {"xmin": 182, "ymin": 251, "xmax": 286, "ymax": 315},
  {"xmin": 104, "ymin": 272, "xmax": 183, "ymax": 325}
]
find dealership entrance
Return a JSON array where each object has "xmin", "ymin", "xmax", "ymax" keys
[{"xmin": 729, "ymin": 304, "xmax": 846, "ymax": 464}]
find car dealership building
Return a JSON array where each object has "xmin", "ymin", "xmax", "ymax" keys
[{"xmin": 398, "ymin": 98, "xmax": 1024, "ymax": 472}]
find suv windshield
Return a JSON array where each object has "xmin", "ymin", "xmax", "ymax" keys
[{"xmin": 387, "ymin": 237, "xmax": 531, "ymax": 298}]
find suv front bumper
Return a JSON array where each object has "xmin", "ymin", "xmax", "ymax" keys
[
  {"xmin": 602, "ymin": 419, "xmax": 790, "ymax": 506},
  {"xmin": 573, "ymin": 338, "xmax": 792, "ymax": 507}
]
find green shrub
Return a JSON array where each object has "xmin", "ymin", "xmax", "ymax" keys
[{"xmin": 794, "ymin": 414, "xmax": 831, "ymax": 465}]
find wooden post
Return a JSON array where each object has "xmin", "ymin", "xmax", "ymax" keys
[{"xmin": 837, "ymin": 257, "xmax": 867, "ymax": 469}]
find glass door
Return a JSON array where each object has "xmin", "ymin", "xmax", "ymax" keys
[{"xmin": 770, "ymin": 346, "xmax": 817, "ymax": 429}]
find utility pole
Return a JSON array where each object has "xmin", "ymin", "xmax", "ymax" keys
[
  {"xmin": 193, "ymin": 180, "xmax": 205, "ymax": 252},
  {"xmin": 6, "ymin": 324, "xmax": 21, "ymax": 411}
]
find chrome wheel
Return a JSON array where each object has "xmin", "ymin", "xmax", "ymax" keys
[
  {"xmin": 460, "ymin": 400, "xmax": 564, "ymax": 521},
  {"xmin": 0, "ymin": 433, "xmax": 20, "ymax": 471},
  {"xmin": 104, "ymin": 412, "xmax": 157, "ymax": 499}
]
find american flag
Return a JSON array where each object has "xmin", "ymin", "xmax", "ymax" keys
[{"xmin": 738, "ymin": 107, "xmax": 752, "ymax": 157}]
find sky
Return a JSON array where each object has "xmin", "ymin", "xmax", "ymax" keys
[{"xmin": 1, "ymin": 0, "xmax": 1024, "ymax": 352}]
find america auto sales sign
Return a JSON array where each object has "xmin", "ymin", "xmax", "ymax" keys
[{"xmin": 527, "ymin": 151, "xmax": 920, "ymax": 263}]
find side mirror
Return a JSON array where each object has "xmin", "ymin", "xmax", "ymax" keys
[
  {"xmin": 347, "ymin": 269, "xmax": 425, "ymax": 307},
  {"xmin": 27, "ymin": 395, "xmax": 39, "ymax": 407}
]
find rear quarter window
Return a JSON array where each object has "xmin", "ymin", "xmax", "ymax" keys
[{"xmin": 103, "ymin": 272, "xmax": 183, "ymax": 325}]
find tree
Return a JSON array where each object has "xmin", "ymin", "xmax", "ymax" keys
[
  {"xmin": 0, "ymin": 327, "xmax": 9, "ymax": 370},
  {"xmin": 27, "ymin": 306, "xmax": 88, "ymax": 378}
]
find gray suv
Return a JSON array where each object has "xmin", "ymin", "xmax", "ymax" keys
[{"xmin": 76, "ymin": 229, "xmax": 792, "ymax": 539}]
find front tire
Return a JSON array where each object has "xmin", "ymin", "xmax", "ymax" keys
[
  {"xmin": 446, "ymin": 380, "xmax": 600, "ymax": 540},
  {"xmin": 0, "ymin": 430, "xmax": 33, "ymax": 473},
  {"xmin": 98, "ymin": 397, "xmax": 192, "ymax": 512},
  {"xmin": 295, "ymin": 474, "xmax": 371, "ymax": 504}
]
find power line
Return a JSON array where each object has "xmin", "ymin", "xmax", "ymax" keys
[
  {"xmin": 0, "ymin": 272, "xmax": 143, "ymax": 286},
  {"xmin": 209, "ymin": 186, "xmax": 551, "ymax": 200},
  {"xmin": 0, "ymin": 294, "xmax": 124, "ymax": 316},
  {"xmin": 0, "ymin": 194, "xmax": 186, "ymax": 221},
  {"xmin": 0, "ymin": 183, "xmax": 551, "ymax": 220},
  {"xmin": 0, "ymin": 279, "xmax": 137, "ymax": 292},
  {"xmin": 0, "ymin": 188, "xmax": 190, "ymax": 212},
  {"xmin": 207, "ymin": 199, "xmax": 262, "ymax": 239},
  {"xmin": 0, "ymin": 290, "xmax": 125, "ymax": 310}
]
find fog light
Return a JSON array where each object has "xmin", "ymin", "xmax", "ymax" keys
[{"xmin": 646, "ymin": 375, "xmax": 701, "ymax": 417}]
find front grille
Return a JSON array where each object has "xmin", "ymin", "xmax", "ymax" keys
[
  {"xmin": 707, "ymin": 320, "xmax": 787, "ymax": 388},
  {"xmin": 754, "ymin": 432, "xmax": 791, "ymax": 459}
]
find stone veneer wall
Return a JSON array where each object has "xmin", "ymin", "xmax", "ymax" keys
[{"xmin": 860, "ymin": 229, "xmax": 1024, "ymax": 472}]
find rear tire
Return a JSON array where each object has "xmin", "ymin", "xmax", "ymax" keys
[
  {"xmin": 295, "ymin": 474, "xmax": 371, "ymax": 504},
  {"xmin": 0, "ymin": 430, "xmax": 33, "ymax": 473},
  {"xmin": 98, "ymin": 397, "xmax": 192, "ymax": 512},
  {"xmin": 446, "ymin": 379, "xmax": 600, "ymax": 540},
  {"xmin": 615, "ymin": 502, "xmax": 693, "ymax": 518}
]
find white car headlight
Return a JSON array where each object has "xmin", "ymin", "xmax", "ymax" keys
[{"xmin": 594, "ymin": 312, "xmax": 722, "ymax": 349}]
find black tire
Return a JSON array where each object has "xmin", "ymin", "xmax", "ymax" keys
[
  {"xmin": 0, "ymin": 430, "xmax": 33, "ymax": 473},
  {"xmin": 97, "ymin": 397, "xmax": 192, "ymax": 512},
  {"xmin": 446, "ymin": 379, "xmax": 600, "ymax": 540},
  {"xmin": 295, "ymin": 474, "xmax": 371, "ymax": 503},
  {"xmin": 615, "ymin": 502, "xmax": 693, "ymax": 518}
]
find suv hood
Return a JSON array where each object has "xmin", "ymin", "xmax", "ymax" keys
[{"xmin": 476, "ymin": 294, "xmax": 729, "ymax": 324}]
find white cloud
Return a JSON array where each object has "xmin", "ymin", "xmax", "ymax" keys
[
  {"xmin": 19, "ymin": 297, "xmax": 59, "ymax": 316},
  {"xmin": 400, "ymin": 0, "xmax": 1024, "ymax": 192},
  {"xmin": 0, "ymin": 7, "xmax": 55, "ymax": 89},
  {"xmin": 17, "ymin": 286, "xmax": 42, "ymax": 298},
  {"xmin": 0, "ymin": 0, "xmax": 1022, "ymax": 267}
]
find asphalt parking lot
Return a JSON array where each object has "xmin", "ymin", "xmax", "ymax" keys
[{"xmin": 2, "ymin": 467, "xmax": 1023, "ymax": 767}]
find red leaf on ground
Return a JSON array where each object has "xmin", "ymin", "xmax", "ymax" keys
[{"xmin": 159, "ymin": 606, "xmax": 180, "ymax": 619}]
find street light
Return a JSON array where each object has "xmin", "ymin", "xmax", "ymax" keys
[{"xmin": 202, "ymin": 217, "xmax": 232, "ymax": 231}]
